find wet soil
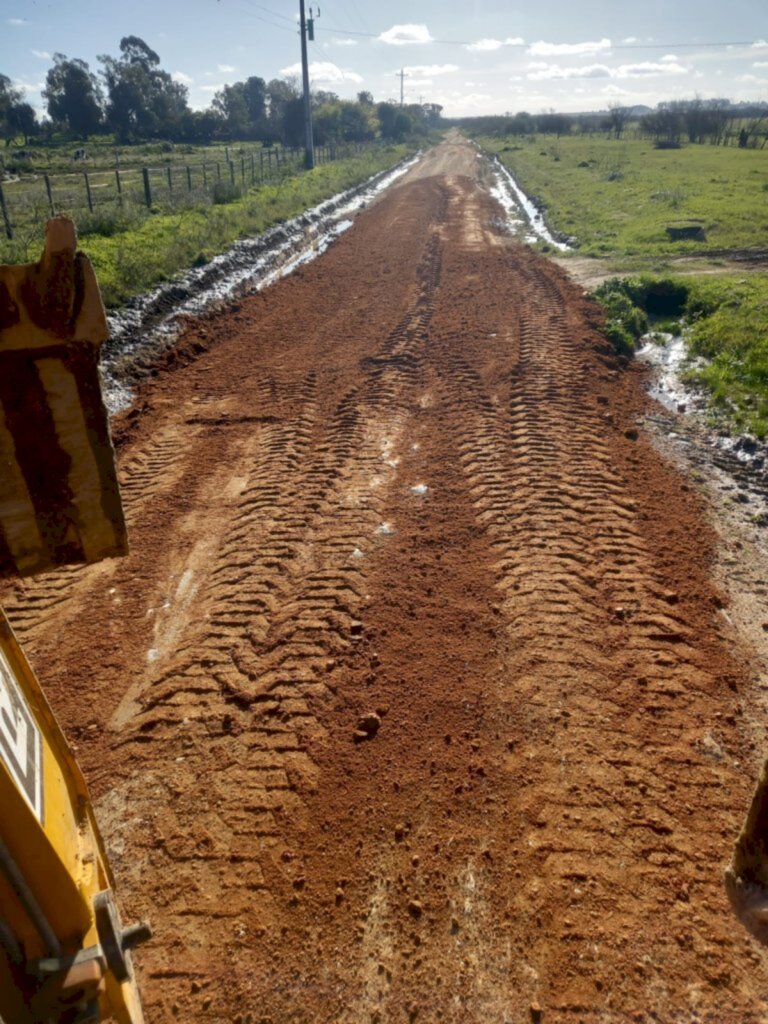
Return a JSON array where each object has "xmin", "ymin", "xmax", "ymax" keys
[{"xmin": 3, "ymin": 138, "xmax": 768, "ymax": 1022}]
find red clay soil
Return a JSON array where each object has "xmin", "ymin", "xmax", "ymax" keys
[{"xmin": 3, "ymin": 140, "xmax": 768, "ymax": 1022}]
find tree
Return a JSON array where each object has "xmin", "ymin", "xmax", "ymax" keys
[
  {"xmin": 43, "ymin": 54, "xmax": 103, "ymax": 137},
  {"xmin": 8, "ymin": 101, "xmax": 36, "ymax": 144},
  {"xmin": 213, "ymin": 83, "xmax": 250, "ymax": 138},
  {"xmin": 607, "ymin": 103, "xmax": 632, "ymax": 140},
  {"xmin": 0, "ymin": 75, "xmax": 24, "ymax": 145},
  {"xmin": 266, "ymin": 78, "xmax": 300, "ymax": 142},
  {"xmin": 100, "ymin": 36, "xmax": 189, "ymax": 141},
  {"xmin": 378, "ymin": 102, "xmax": 412, "ymax": 141},
  {"xmin": 536, "ymin": 111, "xmax": 572, "ymax": 136},
  {"xmin": 242, "ymin": 76, "xmax": 267, "ymax": 127},
  {"xmin": 640, "ymin": 103, "xmax": 684, "ymax": 146}
]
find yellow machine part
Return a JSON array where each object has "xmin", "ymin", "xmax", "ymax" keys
[
  {"xmin": 0, "ymin": 219, "xmax": 145, "ymax": 1023},
  {"xmin": 0, "ymin": 611, "xmax": 146, "ymax": 1023}
]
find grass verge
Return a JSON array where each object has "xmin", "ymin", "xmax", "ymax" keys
[
  {"xmin": 479, "ymin": 134, "xmax": 768, "ymax": 258},
  {"xmin": 1, "ymin": 145, "xmax": 412, "ymax": 308}
]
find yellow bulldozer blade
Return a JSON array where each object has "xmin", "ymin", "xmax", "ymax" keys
[{"xmin": 0, "ymin": 216, "xmax": 128, "ymax": 578}]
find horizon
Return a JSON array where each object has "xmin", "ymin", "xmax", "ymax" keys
[{"xmin": 1, "ymin": 0, "xmax": 767, "ymax": 121}]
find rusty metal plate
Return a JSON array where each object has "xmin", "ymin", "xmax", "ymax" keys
[{"xmin": 0, "ymin": 217, "xmax": 128, "ymax": 577}]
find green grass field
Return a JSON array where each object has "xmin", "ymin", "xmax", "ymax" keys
[{"xmin": 482, "ymin": 135, "xmax": 768, "ymax": 258}]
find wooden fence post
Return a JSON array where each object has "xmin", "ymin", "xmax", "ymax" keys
[
  {"xmin": 229, "ymin": 161, "xmax": 236, "ymax": 187},
  {"xmin": 250, "ymin": 152, "xmax": 255, "ymax": 184},
  {"xmin": 216, "ymin": 162, "xmax": 221, "ymax": 182},
  {"xmin": 83, "ymin": 172, "xmax": 93, "ymax": 213},
  {"xmin": 166, "ymin": 165, "xmax": 173, "ymax": 194},
  {"xmin": 142, "ymin": 167, "xmax": 152, "ymax": 208},
  {"xmin": 115, "ymin": 168, "xmax": 123, "ymax": 207},
  {"xmin": 44, "ymin": 174, "xmax": 55, "ymax": 216},
  {"xmin": 241, "ymin": 156, "xmax": 245, "ymax": 187},
  {"xmin": 0, "ymin": 184, "xmax": 12, "ymax": 240},
  {"xmin": 260, "ymin": 151, "xmax": 264, "ymax": 181}
]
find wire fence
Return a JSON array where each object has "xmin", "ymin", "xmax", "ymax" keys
[{"xmin": 0, "ymin": 143, "xmax": 372, "ymax": 242}]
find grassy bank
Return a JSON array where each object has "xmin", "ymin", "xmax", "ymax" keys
[
  {"xmin": 476, "ymin": 132, "xmax": 768, "ymax": 436},
  {"xmin": 592, "ymin": 273, "xmax": 768, "ymax": 437},
  {"xmin": 2, "ymin": 144, "xmax": 412, "ymax": 307},
  {"xmin": 480, "ymin": 135, "xmax": 768, "ymax": 258}
]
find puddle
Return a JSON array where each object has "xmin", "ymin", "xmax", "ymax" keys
[
  {"xmin": 636, "ymin": 333, "xmax": 705, "ymax": 414},
  {"xmin": 101, "ymin": 152, "xmax": 421, "ymax": 412},
  {"xmin": 639, "ymin": 333, "xmax": 768, "ymax": 525},
  {"xmin": 488, "ymin": 155, "xmax": 572, "ymax": 251}
]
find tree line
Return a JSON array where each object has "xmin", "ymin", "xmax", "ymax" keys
[
  {"xmin": 0, "ymin": 36, "xmax": 443, "ymax": 148},
  {"xmin": 456, "ymin": 97, "xmax": 768, "ymax": 148}
]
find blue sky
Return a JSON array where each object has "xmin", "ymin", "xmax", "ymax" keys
[{"xmin": 2, "ymin": 0, "xmax": 767, "ymax": 117}]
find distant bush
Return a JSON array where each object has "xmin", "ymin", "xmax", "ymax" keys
[
  {"xmin": 211, "ymin": 181, "xmax": 241, "ymax": 205},
  {"xmin": 76, "ymin": 206, "xmax": 146, "ymax": 238}
]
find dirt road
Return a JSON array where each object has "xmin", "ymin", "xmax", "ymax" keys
[{"xmin": 4, "ymin": 138, "xmax": 768, "ymax": 1021}]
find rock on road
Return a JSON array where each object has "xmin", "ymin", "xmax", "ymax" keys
[{"xmin": 4, "ymin": 137, "xmax": 768, "ymax": 1022}]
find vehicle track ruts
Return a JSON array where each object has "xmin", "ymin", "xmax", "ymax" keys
[{"xmin": 2, "ymin": 141, "xmax": 767, "ymax": 1023}]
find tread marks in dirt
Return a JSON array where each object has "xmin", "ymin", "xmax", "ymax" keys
[
  {"xmin": 99, "ymin": 226, "xmax": 445, "ymax": 1005},
  {"xmin": 435, "ymin": 231, "xmax": 754, "ymax": 1012}
]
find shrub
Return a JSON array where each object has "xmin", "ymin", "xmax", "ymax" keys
[{"xmin": 211, "ymin": 181, "xmax": 241, "ymax": 205}]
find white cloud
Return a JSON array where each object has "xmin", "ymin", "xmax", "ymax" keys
[
  {"xmin": 738, "ymin": 73, "xmax": 768, "ymax": 84},
  {"xmin": 616, "ymin": 60, "xmax": 688, "ymax": 77},
  {"xmin": 378, "ymin": 24, "xmax": 432, "ymax": 46},
  {"xmin": 31, "ymin": 49, "xmax": 50, "ymax": 59},
  {"xmin": 200, "ymin": 84, "xmax": 224, "ymax": 93},
  {"xmin": 751, "ymin": 39, "xmax": 768, "ymax": 49},
  {"xmin": 6, "ymin": 18, "xmax": 26, "ymax": 26},
  {"xmin": 527, "ymin": 58, "xmax": 688, "ymax": 81},
  {"xmin": 754, "ymin": 61, "xmax": 768, "ymax": 68},
  {"xmin": 660, "ymin": 54, "xmax": 679, "ymax": 62},
  {"xmin": 528, "ymin": 62, "xmax": 611, "ymax": 80},
  {"xmin": 403, "ymin": 64, "xmax": 459, "ymax": 77},
  {"xmin": 621, "ymin": 36, "xmax": 638, "ymax": 44},
  {"xmin": 217, "ymin": 64, "xmax": 237, "ymax": 73},
  {"xmin": 279, "ymin": 60, "xmax": 363, "ymax": 84},
  {"xmin": 329, "ymin": 37, "xmax": 357, "ymax": 47},
  {"xmin": 466, "ymin": 36, "xmax": 524, "ymax": 52},
  {"xmin": 528, "ymin": 38, "xmax": 612, "ymax": 56},
  {"xmin": 172, "ymin": 71, "xmax": 194, "ymax": 86}
]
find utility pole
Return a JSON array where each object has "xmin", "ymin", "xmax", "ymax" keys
[
  {"xmin": 398, "ymin": 68, "xmax": 405, "ymax": 107},
  {"xmin": 299, "ymin": 0, "xmax": 314, "ymax": 169}
]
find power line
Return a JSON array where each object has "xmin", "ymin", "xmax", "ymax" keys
[
  {"xmin": 312, "ymin": 25, "xmax": 762, "ymax": 50},
  {"xmin": 237, "ymin": 6, "xmax": 298, "ymax": 34},
  {"xmin": 240, "ymin": 0, "xmax": 297, "ymax": 25}
]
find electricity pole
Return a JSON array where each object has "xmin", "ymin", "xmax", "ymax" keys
[
  {"xmin": 398, "ymin": 68, "xmax": 405, "ymax": 107},
  {"xmin": 299, "ymin": 0, "xmax": 314, "ymax": 169}
]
